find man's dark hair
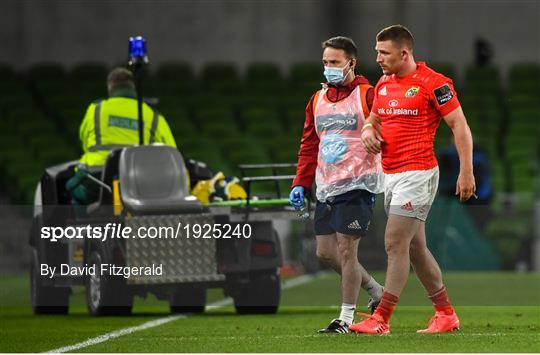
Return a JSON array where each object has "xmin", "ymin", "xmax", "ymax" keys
[
  {"xmin": 107, "ymin": 67, "xmax": 135, "ymax": 92},
  {"xmin": 376, "ymin": 24, "xmax": 414, "ymax": 50},
  {"xmin": 322, "ymin": 36, "xmax": 358, "ymax": 59}
]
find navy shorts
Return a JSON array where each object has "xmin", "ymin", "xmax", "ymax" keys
[{"xmin": 314, "ymin": 189, "xmax": 376, "ymax": 237}]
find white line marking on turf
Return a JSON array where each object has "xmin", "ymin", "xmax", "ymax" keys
[
  {"xmin": 45, "ymin": 271, "xmax": 329, "ymax": 353},
  {"xmin": 45, "ymin": 315, "xmax": 186, "ymax": 353}
]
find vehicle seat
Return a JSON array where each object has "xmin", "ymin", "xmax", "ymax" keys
[{"xmin": 119, "ymin": 145, "xmax": 203, "ymax": 215}]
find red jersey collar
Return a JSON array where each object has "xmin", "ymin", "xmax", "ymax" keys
[{"xmin": 394, "ymin": 61, "xmax": 426, "ymax": 80}]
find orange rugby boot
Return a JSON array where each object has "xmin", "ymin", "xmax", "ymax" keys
[
  {"xmin": 349, "ymin": 312, "xmax": 390, "ymax": 335},
  {"xmin": 417, "ymin": 311, "xmax": 460, "ymax": 333}
]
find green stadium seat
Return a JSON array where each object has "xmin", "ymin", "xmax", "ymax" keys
[
  {"xmin": 510, "ymin": 160, "xmax": 538, "ymax": 193},
  {"xmin": 201, "ymin": 63, "xmax": 243, "ymax": 93},
  {"xmin": 179, "ymin": 137, "xmax": 230, "ymax": 175},
  {"xmin": 35, "ymin": 81, "xmax": 74, "ymax": 99},
  {"xmin": 8, "ymin": 107, "xmax": 45, "ymax": 121},
  {"xmin": 228, "ymin": 148, "xmax": 269, "ymax": 166},
  {"xmin": 202, "ymin": 63, "xmax": 238, "ymax": 82},
  {"xmin": 16, "ymin": 119, "xmax": 57, "ymax": 137},
  {"xmin": 0, "ymin": 138, "xmax": 27, "ymax": 165},
  {"xmin": 28, "ymin": 63, "xmax": 66, "ymax": 81},
  {"xmin": 38, "ymin": 148, "xmax": 77, "ymax": 166},
  {"xmin": 508, "ymin": 109, "xmax": 540, "ymax": 136},
  {"xmin": 290, "ymin": 63, "xmax": 322, "ymax": 85},
  {"xmin": 195, "ymin": 107, "xmax": 236, "ymax": 127},
  {"xmin": 48, "ymin": 94, "xmax": 89, "ymax": 115},
  {"xmin": 200, "ymin": 120, "xmax": 240, "ymax": 141},
  {"xmin": 246, "ymin": 63, "xmax": 282, "ymax": 82},
  {"xmin": 0, "ymin": 78, "xmax": 26, "ymax": 98},
  {"xmin": 16, "ymin": 175, "xmax": 41, "ymax": 204},
  {"xmin": 156, "ymin": 62, "xmax": 194, "ymax": 82},
  {"xmin": 281, "ymin": 93, "xmax": 310, "ymax": 112},
  {"xmin": 183, "ymin": 94, "xmax": 235, "ymax": 112},
  {"xmin": 508, "ymin": 81, "xmax": 540, "ymax": 96},
  {"xmin": 245, "ymin": 63, "xmax": 284, "ymax": 94},
  {"xmin": 30, "ymin": 134, "xmax": 74, "ymax": 156},
  {"xmin": 207, "ymin": 80, "xmax": 244, "ymax": 94},
  {"xmin": 0, "ymin": 91, "xmax": 36, "ymax": 113},
  {"xmin": 156, "ymin": 94, "xmax": 185, "ymax": 109},
  {"xmin": 246, "ymin": 120, "xmax": 281, "ymax": 146},
  {"xmin": 460, "ymin": 94, "xmax": 501, "ymax": 112},
  {"xmin": 509, "ymin": 63, "xmax": 540, "ymax": 83},
  {"xmin": 0, "ymin": 63, "xmax": 15, "ymax": 80},
  {"xmin": 466, "ymin": 113, "xmax": 499, "ymax": 139},
  {"xmin": 0, "ymin": 64, "xmax": 19, "ymax": 96},
  {"xmin": 78, "ymin": 82, "xmax": 107, "ymax": 99},
  {"xmin": 465, "ymin": 66, "xmax": 500, "ymax": 83},
  {"xmin": 507, "ymin": 94, "xmax": 540, "ymax": 110},
  {"xmin": 433, "ymin": 122, "xmax": 452, "ymax": 151},
  {"xmin": 242, "ymin": 107, "xmax": 281, "ymax": 124},
  {"xmin": 70, "ymin": 63, "xmax": 108, "ymax": 82},
  {"xmin": 361, "ymin": 66, "xmax": 382, "ymax": 86},
  {"xmin": 247, "ymin": 79, "xmax": 283, "ymax": 95},
  {"xmin": 464, "ymin": 66, "xmax": 501, "ymax": 96},
  {"xmin": 160, "ymin": 107, "xmax": 194, "ymax": 126},
  {"xmin": 59, "ymin": 107, "xmax": 86, "ymax": 134},
  {"xmin": 271, "ymin": 145, "xmax": 299, "ymax": 164},
  {"xmin": 285, "ymin": 108, "xmax": 306, "ymax": 138},
  {"xmin": 6, "ymin": 160, "xmax": 45, "ymax": 203},
  {"xmin": 287, "ymin": 83, "xmax": 321, "ymax": 99},
  {"xmin": 508, "ymin": 119, "xmax": 540, "ymax": 138},
  {"xmin": 430, "ymin": 62, "xmax": 457, "ymax": 82},
  {"xmin": 239, "ymin": 94, "xmax": 279, "ymax": 111},
  {"xmin": 153, "ymin": 62, "xmax": 198, "ymax": 96},
  {"xmin": 465, "ymin": 107, "xmax": 503, "ymax": 126},
  {"xmin": 491, "ymin": 161, "xmax": 506, "ymax": 193}
]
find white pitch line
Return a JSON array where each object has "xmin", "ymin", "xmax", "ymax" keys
[
  {"xmin": 45, "ymin": 271, "xmax": 329, "ymax": 353},
  {"xmin": 45, "ymin": 314, "xmax": 186, "ymax": 353}
]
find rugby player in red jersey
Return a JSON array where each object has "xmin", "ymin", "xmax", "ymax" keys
[{"xmin": 349, "ymin": 25, "xmax": 476, "ymax": 334}]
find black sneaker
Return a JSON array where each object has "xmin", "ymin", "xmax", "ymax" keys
[
  {"xmin": 318, "ymin": 319, "xmax": 349, "ymax": 333},
  {"xmin": 367, "ymin": 297, "xmax": 380, "ymax": 314}
]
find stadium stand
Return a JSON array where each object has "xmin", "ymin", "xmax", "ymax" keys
[{"xmin": 0, "ymin": 61, "xmax": 537, "ymax": 268}]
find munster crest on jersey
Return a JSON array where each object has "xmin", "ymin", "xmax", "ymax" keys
[{"xmin": 405, "ymin": 86, "xmax": 419, "ymax": 97}]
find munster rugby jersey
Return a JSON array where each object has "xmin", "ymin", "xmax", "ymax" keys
[{"xmin": 372, "ymin": 62, "xmax": 461, "ymax": 173}]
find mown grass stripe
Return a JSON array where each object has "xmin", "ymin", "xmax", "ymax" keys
[{"xmin": 44, "ymin": 271, "xmax": 328, "ymax": 353}]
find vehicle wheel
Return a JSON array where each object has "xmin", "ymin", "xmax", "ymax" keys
[
  {"xmin": 169, "ymin": 285, "xmax": 206, "ymax": 313},
  {"xmin": 30, "ymin": 250, "xmax": 69, "ymax": 315},
  {"xmin": 86, "ymin": 250, "xmax": 133, "ymax": 316},
  {"xmin": 233, "ymin": 269, "xmax": 280, "ymax": 314}
]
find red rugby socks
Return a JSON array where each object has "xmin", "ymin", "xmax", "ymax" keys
[
  {"xmin": 374, "ymin": 291, "xmax": 399, "ymax": 323},
  {"xmin": 429, "ymin": 286, "xmax": 455, "ymax": 315}
]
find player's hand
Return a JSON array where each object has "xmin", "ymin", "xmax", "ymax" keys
[
  {"xmin": 289, "ymin": 186, "xmax": 305, "ymax": 210},
  {"xmin": 455, "ymin": 171, "xmax": 476, "ymax": 202},
  {"xmin": 361, "ymin": 125, "xmax": 383, "ymax": 154}
]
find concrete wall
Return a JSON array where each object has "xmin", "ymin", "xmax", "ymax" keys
[{"xmin": 1, "ymin": 0, "xmax": 539, "ymax": 79}]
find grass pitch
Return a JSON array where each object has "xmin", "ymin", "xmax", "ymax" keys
[{"xmin": 0, "ymin": 272, "xmax": 539, "ymax": 353}]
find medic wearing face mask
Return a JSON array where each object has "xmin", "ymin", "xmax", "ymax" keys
[
  {"xmin": 289, "ymin": 36, "xmax": 385, "ymax": 334},
  {"xmin": 291, "ymin": 37, "xmax": 382, "ymax": 203}
]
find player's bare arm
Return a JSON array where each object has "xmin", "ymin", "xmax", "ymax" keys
[
  {"xmin": 442, "ymin": 106, "xmax": 476, "ymax": 202},
  {"xmin": 361, "ymin": 113, "xmax": 383, "ymax": 154}
]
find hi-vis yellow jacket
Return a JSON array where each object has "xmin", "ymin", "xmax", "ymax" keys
[{"xmin": 78, "ymin": 93, "xmax": 176, "ymax": 167}]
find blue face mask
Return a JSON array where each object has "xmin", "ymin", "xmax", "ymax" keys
[{"xmin": 323, "ymin": 61, "xmax": 351, "ymax": 85}]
